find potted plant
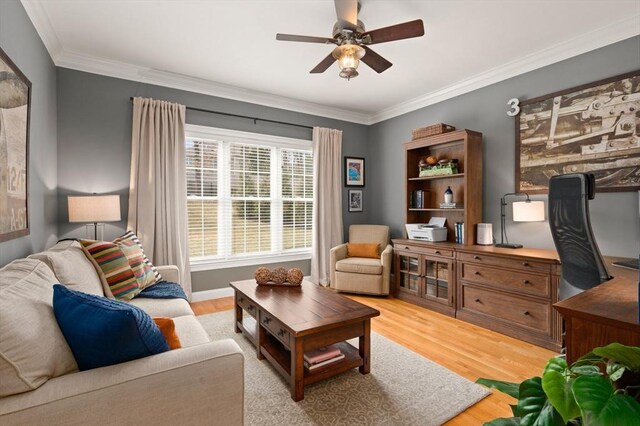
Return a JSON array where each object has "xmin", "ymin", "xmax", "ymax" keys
[{"xmin": 476, "ymin": 343, "xmax": 640, "ymax": 425}]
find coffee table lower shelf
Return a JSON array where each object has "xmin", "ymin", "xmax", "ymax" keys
[{"xmin": 261, "ymin": 338, "xmax": 363, "ymax": 385}]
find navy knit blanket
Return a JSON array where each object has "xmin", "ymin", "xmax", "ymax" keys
[{"xmin": 135, "ymin": 281, "xmax": 188, "ymax": 301}]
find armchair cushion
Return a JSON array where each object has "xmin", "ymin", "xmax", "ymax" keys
[
  {"xmin": 335, "ymin": 257, "xmax": 383, "ymax": 275},
  {"xmin": 53, "ymin": 285, "xmax": 169, "ymax": 371},
  {"xmin": 347, "ymin": 243, "xmax": 380, "ymax": 259}
]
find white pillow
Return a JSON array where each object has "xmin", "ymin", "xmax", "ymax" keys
[{"xmin": 0, "ymin": 259, "xmax": 78, "ymax": 397}]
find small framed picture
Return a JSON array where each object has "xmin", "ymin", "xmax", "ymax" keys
[
  {"xmin": 344, "ymin": 157, "xmax": 365, "ymax": 187},
  {"xmin": 348, "ymin": 189, "xmax": 363, "ymax": 212}
]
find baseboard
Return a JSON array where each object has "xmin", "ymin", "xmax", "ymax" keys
[{"xmin": 191, "ymin": 287, "xmax": 234, "ymax": 302}]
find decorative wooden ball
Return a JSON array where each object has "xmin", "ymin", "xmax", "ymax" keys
[
  {"xmin": 255, "ymin": 267, "xmax": 271, "ymax": 285},
  {"xmin": 287, "ymin": 268, "xmax": 304, "ymax": 286},
  {"xmin": 270, "ymin": 267, "xmax": 288, "ymax": 285},
  {"xmin": 426, "ymin": 155, "xmax": 438, "ymax": 166}
]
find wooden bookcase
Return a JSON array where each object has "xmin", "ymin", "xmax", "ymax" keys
[{"xmin": 404, "ymin": 129, "xmax": 483, "ymax": 245}]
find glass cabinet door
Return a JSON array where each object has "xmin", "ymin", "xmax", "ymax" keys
[
  {"xmin": 397, "ymin": 252, "xmax": 420, "ymax": 296},
  {"xmin": 422, "ymin": 258, "xmax": 452, "ymax": 306}
]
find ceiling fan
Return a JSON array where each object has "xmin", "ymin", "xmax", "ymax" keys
[{"xmin": 276, "ymin": 0, "xmax": 425, "ymax": 80}]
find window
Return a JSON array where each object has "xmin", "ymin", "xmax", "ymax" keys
[{"xmin": 186, "ymin": 125, "xmax": 313, "ymax": 270}]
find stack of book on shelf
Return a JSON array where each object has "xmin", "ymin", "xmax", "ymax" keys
[
  {"xmin": 304, "ymin": 345, "xmax": 345, "ymax": 371},
  {"xmin": 439, "ymin": 202, "xmax": 459, "ymax": 209},
  {"xmin": 411, "ymin": 190, "xmax": 425, "ymax": 209}
]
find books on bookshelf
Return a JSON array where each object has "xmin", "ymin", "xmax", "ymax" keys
[
  {"xmin": 454, "ymin": 222, "xmax": 465, "ymax": 244},
  {"xmin": 410, "ymin": 190, "xmax": 425, "ymax": 209},
  {"xmin": 304, "ymin": 345, "xmax": 344, "ymax": 370}
]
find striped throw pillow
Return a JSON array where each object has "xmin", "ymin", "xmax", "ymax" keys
[
  {"xmin": 112, "ymin": 231, "xmax": 162, "ymax": 286},
  {"xmin": 80, "ymin": 240, "xmax": 142, "ymax": 301}
]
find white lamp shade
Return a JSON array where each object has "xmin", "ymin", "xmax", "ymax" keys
[
  {"xmin": 68, "ymin": 195, "xmax": 121, "ymax": 223},
  {"xmin": 513, "ymin": 200, "xmax": 545, "ymax": 222}
]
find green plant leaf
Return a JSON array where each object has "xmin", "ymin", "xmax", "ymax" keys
[
  {"xmin": 573, "ymin": 374, "xmax": 640, "ymax": 425},
  {"xmin": 544, "ymin": 357, "xmax": 568, "ymax": 374},
  {"xmin": 570, "ymin": 365, "xmax": 601, "ymax": 376},
  {"xmin": 542, "ymin": 359, "xmax": 580, "ymax": 423},
  {"xmin": 606, "ymin": 362, "xmax": 626, "ymax": 382},
  {"xmin": 593, "ymin": 343, "xmax": 640, "ymax": 370},
  {"xmin": 510, "ymin": 404, "xmax": 519, "ymax": 416},
  {"xmin": 483, "ymin": 418, "xmax": 521, "ymax": 426},
  {"xmin": 476, "ymin": 378, "xmax": 520, "ymax": 399},
  {"xmin": 517, "ymin": 377, "xmax": 564, "ymax": 426}
]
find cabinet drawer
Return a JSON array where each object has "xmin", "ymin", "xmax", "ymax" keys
[
  {"xmin": 396, "ymin": 244, "xmax": 453, "ymax": 258},
  {"xmin": 461, "ymin": 285, "xmax": 549, "ymax": 333},
  {"xmin": 460, "ymin": 263, "xmax": 549, "ymax": 297},
  {"xmin": 458, "ymin": 252, "xmax": 551, "ymax": 273},
  {"xmin": 236, "ymin": 294, "xmax": 258, "ymax": 318},
  {"xmin": 260, "ymin": 312, "xmax": 291, "ymax": 348}
]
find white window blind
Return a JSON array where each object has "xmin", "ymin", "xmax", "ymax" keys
[{"xmin": 185, "ymin": 125, "xmax": 313, "ymax": 269}]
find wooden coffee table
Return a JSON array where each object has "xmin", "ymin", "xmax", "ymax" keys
[{"xmin": 230, "ymin": 279, "xmax": 380, "ymax": 401}]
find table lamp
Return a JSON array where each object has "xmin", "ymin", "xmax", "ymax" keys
[
  {"xmin": 68, "ymin": 194, "xmax": 121, "ymax": 240},
  {"xmin": 495, "ymin": 192, "xmax": 545, "ymax": 249}
]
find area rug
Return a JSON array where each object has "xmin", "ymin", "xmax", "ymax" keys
[{"xmin": 199, "ymin": 311, "xmax": 489, "ymax": 426}]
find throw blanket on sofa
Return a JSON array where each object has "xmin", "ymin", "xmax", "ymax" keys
[{"xmin": 135, "ymin": 281, "xmax": 188, "ymax": 301}]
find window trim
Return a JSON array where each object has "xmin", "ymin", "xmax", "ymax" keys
[{"xmin": 185, "ymin": 124, "xmax": 313, "ymax": 271}]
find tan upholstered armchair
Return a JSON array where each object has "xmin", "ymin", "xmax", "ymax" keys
[{"xmin": 330, "ymin": 225, "xmax": 393, "ymax": 295}]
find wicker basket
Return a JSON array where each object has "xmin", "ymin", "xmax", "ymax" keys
[{"xmin": 411, "ymin": 123, "xmax": 456, "ymax": 140}]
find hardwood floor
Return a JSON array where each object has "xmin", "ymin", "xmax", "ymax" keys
[{"xmin": 191, "ymin": 294, "xmax": 556, "ymax": 425}]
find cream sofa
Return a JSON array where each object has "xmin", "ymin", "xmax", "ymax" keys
[{"xmin": 0, "ymin": 240, "xmax": 244, "ymax": 426}]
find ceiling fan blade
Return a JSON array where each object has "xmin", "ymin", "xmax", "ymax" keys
[
  {"xmin": 276, "ymin": 34, "xmax": 335, "ymax": 44},
  {"xmin": 361, "ymin": 46, "xmax": 392, "ymax": 73},
  {"xmin": 364, "ymin": 19, "xmax": 425, "ymax": 45},
  {"xmin": 334, "ymin": 0, "xmax": 358, "ymax": 31},
  {"xmin": 310, "ymin": 53, "xmax": 336, "ymax": 73}
]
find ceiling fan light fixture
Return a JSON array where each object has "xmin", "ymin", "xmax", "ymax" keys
[{"xmin": 332, "ymin": 43, "xmax": 365, "ymax": 80}]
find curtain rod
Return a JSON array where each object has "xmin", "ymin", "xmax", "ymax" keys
[{"xmin": 128, "ymin": 97, "xmax": 313, "ymax": 130}]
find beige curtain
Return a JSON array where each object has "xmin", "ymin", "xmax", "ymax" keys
[
  {"xmin": 127, "ymin": 97, "xmax": 192, "ymax": 299},
  {"xmin": 310, "ymin": 127, "xmax": 343, "ymax": 285}
]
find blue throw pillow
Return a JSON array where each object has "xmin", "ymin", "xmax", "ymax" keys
[{"xmin": 53, "ymin": 284, "xmax": 169, "ymax": 371}]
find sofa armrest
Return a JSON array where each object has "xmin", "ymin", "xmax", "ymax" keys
[
  {"xmin": 0, "ymin": 339, "xmax": 244, "ymax": 426},
  {"xmin": 156, "ymin": 265, "xmax": 180, "ymax": 283},
  {"xmin": 381, "ymin": 244, "xmax": 393, "ymax": 295},
  {"xmin": 329, "ymin": 243, "xmax": 348, "ymax": 287}
]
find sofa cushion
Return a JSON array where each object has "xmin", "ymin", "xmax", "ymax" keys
[
  {"xmin": 0, "ymin": 259, "xmax": 78, "ymax": 397},
  {"xmin": 153, "ymin": 317, "xmax": 182, "ymax": 349},
  {"xmin": 175, "ymin": 315, "xmax": 211, "ymax": 348},
  {"xmin": 28, "ymin": 240, "xmax": 104, "ymax": 296},
  {"xmin": 53, "ymin": 285, "xmax": 169, "ymax": 371},
  {"xmin": 335, "ymin": 257, "xmax": 383, "ymax": 275},
  {"xmin": 128, "ymin": 297, "xmax": 194, "ymax": 318},
  {"xmin": 112, "ymin": 231, "xmax": 162, "ymax": 287},
  {"xmin": 347, "ymin": 243, "xmax": 380, "ymax": 259},
  {"xmin": 80, "ymin": 239, "xmax": 142, "ymax": 300}
]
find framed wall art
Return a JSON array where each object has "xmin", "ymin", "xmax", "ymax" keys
[
  {"xmin": 348, "ymin": 189, "xmax": 363, "ymax": 212},
  {"xmin": 0, "ymin": 46, "xmax": 31, "ymax": 242},
  {"xmin": 515, "ymin": 70, "xmax": 640, "ymax": 194},
  {"xmin": 344, "ymin": 156, "xmax": 365, "ymax": 187}
]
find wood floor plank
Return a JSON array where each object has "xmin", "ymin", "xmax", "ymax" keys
[{"xmin": 192, "ymin": 294, "xmax": 555, "ymax": 424}]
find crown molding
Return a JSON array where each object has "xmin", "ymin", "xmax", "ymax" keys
[
  {"xmin": 369, "ymin": 15, "xmax": 640, "ymax": 124},
  {"xmin": 22, "ymin": 0, "xmax": 639, "ymax": 126},
  {"xmin": 21, "ymin": 0, "xmax": 63, "ymax": 60}
]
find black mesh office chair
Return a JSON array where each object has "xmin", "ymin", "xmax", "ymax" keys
[{"xmin": 548, "ymin": 173, "xmax": 611, "ymax": 299}]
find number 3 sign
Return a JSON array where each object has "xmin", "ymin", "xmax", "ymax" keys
[{"xmin": 507, "ymin": 98, "xmax": 520, "ymax": 116}]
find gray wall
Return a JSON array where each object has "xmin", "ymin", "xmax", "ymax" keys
[
  {"xmin": 369, "ymin": 36, "xmax": 640, "ymax": 257},
  {"xmin": 56, "ymin": 68, "xmax": 369, "ymax": 291},
  {"xmin": 0, "ymin": 0, "xmax": 58, "ymax": 266}
]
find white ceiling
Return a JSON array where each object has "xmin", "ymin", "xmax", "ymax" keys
[{"xmin": 22, "ymin": 0, "xmax": 640, "ymax": 124}]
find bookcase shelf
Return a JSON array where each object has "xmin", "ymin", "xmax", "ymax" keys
[{"xmin": 404, "ymin": 129, "xmax": 483, "ymax": 245}]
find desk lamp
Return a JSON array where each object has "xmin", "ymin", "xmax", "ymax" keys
[
  {"xmin": 68, "ymin": 194, "xmax": 121, "ymax": 240},
  {"xmin": 495, "ymin": 192, "xmax": 545, "ymax": 249}
]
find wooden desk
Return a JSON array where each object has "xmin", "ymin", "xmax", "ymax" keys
[{"xmin": 554, "ymin": 258, "xmax": 639, "ymax": 363}]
